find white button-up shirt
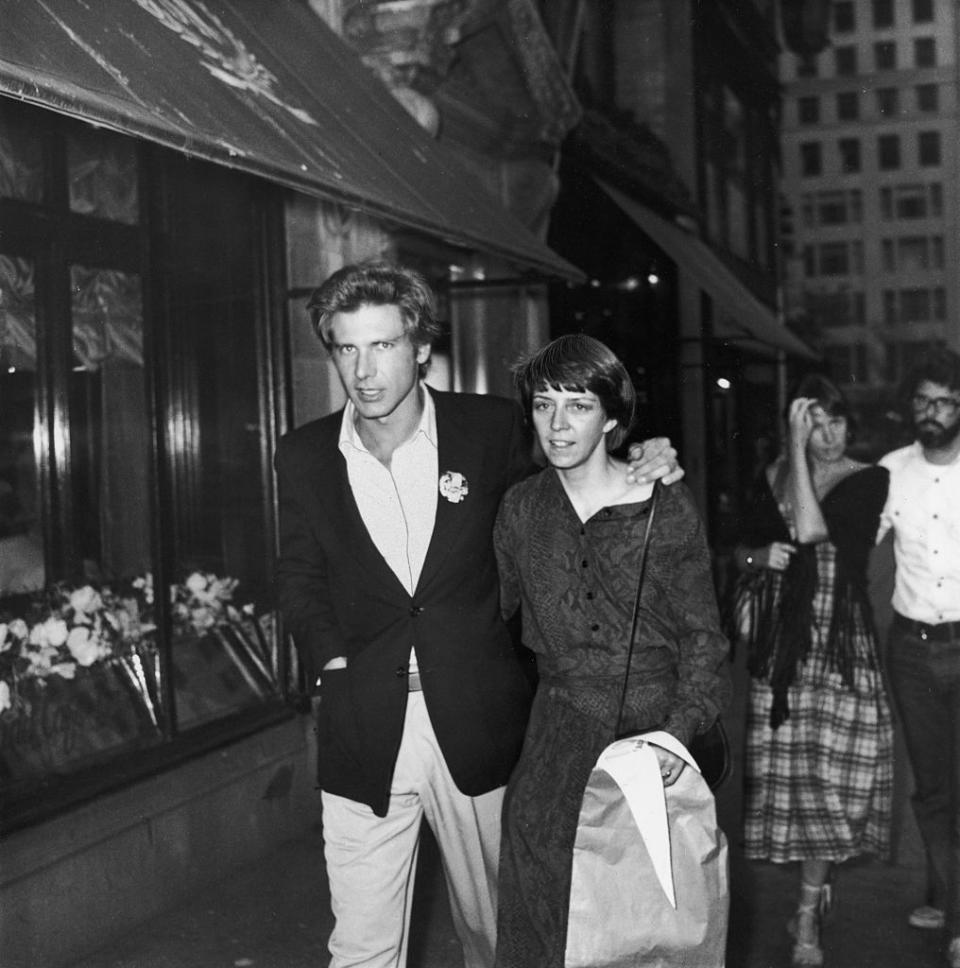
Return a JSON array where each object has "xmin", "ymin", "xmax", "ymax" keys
[
  {"xmin": 878, "ymin": 441, "xmax": 960, "ymax": 624},
  {"xmin": 339, "ymin": 385, "xmax": 439, "ymax": 672}
]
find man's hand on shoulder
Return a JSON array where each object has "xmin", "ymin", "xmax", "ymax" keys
[{"xmin": 626, "ymin": 437, "xmax": 684, "ymax": 485}]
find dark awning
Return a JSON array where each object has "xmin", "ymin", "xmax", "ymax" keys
[
  {"xmin": 598, "ymin": 180, "xmax": 817, "ymax": 360},
  {"xmin": 0, "ymin": 0, "xmax": 581, "ymax": 281}
]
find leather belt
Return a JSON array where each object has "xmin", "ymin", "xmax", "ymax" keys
[
  {"xmin": 394, "ymin": 667, "xmax": 422, "ymax": 691},
  {"xmin": 894, "ymin": 612, "xmax": 960, "ymax": 643}
]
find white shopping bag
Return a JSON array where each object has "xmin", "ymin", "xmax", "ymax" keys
[{"xmin": 565, "ymin": 731, "xmax": 729, "ymax": 968}]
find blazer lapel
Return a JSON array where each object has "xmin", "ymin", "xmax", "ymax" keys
[
  {"xmin": 416, "ymin": 393, "xmax": 475, "ymax": 594},
  {"xmin": 317, "ymin": 431, "xmax": 411, "ymax": 602}
]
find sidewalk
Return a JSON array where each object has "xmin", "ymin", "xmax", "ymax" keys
[
  {"xmin": 67, "ymin": 647, "xmax": 946, "ymax": 968},
  {"xmin": 64, "ymin": 818, "xmax": 942, "ymax": 968}
]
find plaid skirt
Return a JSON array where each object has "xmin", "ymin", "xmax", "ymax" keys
[{"xmin": 743, "ymin": 549, "xmax": 894, "ymax": 863}]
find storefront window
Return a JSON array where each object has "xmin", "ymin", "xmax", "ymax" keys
[
  {"xmin": 67, "ymin": 127, "xmax": 139, "ymax": 224},
  {"xmin": 0, "ymin": 107, "xmax": 43, "ymax": 203},
  {"xmin": 0, "ymin": 103, "xmax": 288, "ymax": 816}
]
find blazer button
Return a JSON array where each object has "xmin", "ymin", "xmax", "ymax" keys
[
  {"xmin": 395, "ymin": 666, "xmax": 407, "ymax": 678},
  {"xmin": 409, "ymin": 606, "xmax": 424, "ymax": 617}
]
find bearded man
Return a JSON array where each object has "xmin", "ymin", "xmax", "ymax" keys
[{"xmin": 877, "ymin": 347, "xmax": 960, "ymax": 967}]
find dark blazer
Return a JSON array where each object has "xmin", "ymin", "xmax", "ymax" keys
[{"xmin": 275, "ymin": 389, "xmax": 536, "ymax": 817}]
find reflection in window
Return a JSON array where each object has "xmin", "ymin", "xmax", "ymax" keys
[
  {"xmin": 69, "ymin": 265, "xmax": 149, "ymax": 583},
  {"xmin": 0, "ymin": 104, "xmax": 44, "ymax": 203},
  {"xmin": 0, "ymin": 255, "xmax": 43, "ymax": 598},
  {"xmin": 67, "ymin": 127, "xmax": 139, "ymax": 225}
]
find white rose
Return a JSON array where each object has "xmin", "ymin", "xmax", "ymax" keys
[
  {"xmin": 43, "ymin": 618, "xmax": 69, "ymax": 647},
  {"xmin": 0, "ymin": 680, "xmax": 11, "ymax": 712},
  {"xmin": 8, "ymin": 619, "xmax": 28, "ymax": 639},
  {"xmin": 185, "ymin": 572, "xmax": 209, "ymax": 595},
  {"xmin": 70, "ymin": 586, "xmax": 102, "ymax": 615},
  {"xmin": 0, "ymin": 624, "xmax": 8, "ymax": 652},
  {"xmin": 49, "ymin": 662, "xmax": 77, "ymax": 680},
  {"xmin": 66, "ymin": 626, "xmax": 100, "ymax": 667}
]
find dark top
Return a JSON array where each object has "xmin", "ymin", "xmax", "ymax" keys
[
  {"xmin": 736, "ymin": 464, "xmax": 889, "ymax": 728},
  {"xmin": 494, "ymin": 470, "xmax": 730, "ymax": 744}
]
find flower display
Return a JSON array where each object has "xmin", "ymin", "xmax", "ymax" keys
[{"xmin": 0, "ymin": 571, "xmax": 261, "ymax": 723}]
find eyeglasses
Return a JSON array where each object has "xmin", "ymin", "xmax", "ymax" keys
[{"xmin": 912, "ymin": 393, "xmax": 960, "ymax": 417}]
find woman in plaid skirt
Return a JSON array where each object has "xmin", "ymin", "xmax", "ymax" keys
[{"xmin": 732, "ymin": 374, "xmax": 894, "ymax": 968}]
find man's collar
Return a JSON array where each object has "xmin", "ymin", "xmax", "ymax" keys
[{"xmin": 338, "ymin": 383, "xmax": 438, "ymax": 455}]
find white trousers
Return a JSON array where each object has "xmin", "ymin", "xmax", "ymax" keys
[{"xmin": 322, "ymin": 691, "xmax": 503, "ymax": 968}]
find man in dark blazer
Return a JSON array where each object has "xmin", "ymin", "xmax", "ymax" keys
[{"xmin": 275, "ymin": 260, "xmax": 678, "ymax": 968}]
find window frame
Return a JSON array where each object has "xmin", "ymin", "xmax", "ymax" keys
[
  {"xmin": 874, "ymin": 40, "xmax": 897, "ymax": 71},
  {"xmin": 0, "ymin": 102, "xmax": 294, "ymax": 832}
]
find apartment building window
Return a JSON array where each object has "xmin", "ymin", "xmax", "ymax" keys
[
  {"xmin": 835, "ymin": 45, "xmax": 858, "ymax": 75},
  {"xmin": 934, "ymin": 287, "xmax": 946, "ymax": 320},
  {"xmin": 880, "ymin": 183, "xmax": 941, "ymax": 220},
  {"xmin": 930, "ymin": 182, "xmax": 943, "ymax": 216},
  {"xmin": 796, "ymin": 54, "xmax": 818, "ymax": 78},
  {"xmin": 882, "ymin": 239, "xmax": 895, "ymax": 272},
  {"xmin": 912, "ymin": 0, "xmax": 934, "ymax": 22},
  {"xmin": 872, "ymin": 0, "xmax": 894, "ymax": 28},
  {"xmin": 839, "ymin": 138, "xmax": 861, "ymax": 173},
  {"xmin": 798, "ymin": 96, "xmax": 820, "ymax": 124},
  {"xmin": 914, "ymin": 37, "xmax": 936, "ymax": 68},
  {"xmin": 932, "ymin": 236, "xmax": 945, "ymax": 267},
  {"xmin": 889, "ymin": 235, "xmax": 945, "ymax": 270},
  {"xmin": 834, "ymin": 1, "xmax": 855, "ymax": 31},
  {"xmin": 900, "ymin": 288, "xmax": 931, "ymax": 322},
  {"xmin": 883, "ymin": 290, "xmax": 897, "ymax": 324},
  {"xmin": 918, "ymin": 131, "xmax": 941, "ymax": 167},
  {"xmin": 809, "ymin": 189, "xmax": 862, "ymax": 226},
  {"xmin": 836, "ymin": 91, "xmax": 860, "ymax": 120},
  {"xmin": 806, "ymin": 291, "xmax": 866, "ymax": 328},
  {"xmin": 876, "ymin": 88, "xmax": 899, "ymax": 117},
  {"xmin": 916, "ymin": 84, "xmax": 939, "ymax": 112},
  {"xmin": 898, "ymin": 236, "xmax": 932, "ymax": 270},
  {"xmin": 874, "ymin": 41, "xmax": 897, "ymax": 71},
  {"xmin": 882, "ymin": 235, "xmax": 948, "ymax": 276},
  {"xmin": 801, "ymin": 141, "xmax": 822, "ymax": 177},
  {"xmin": 878, "ymin": 134, "xmax": 901, "ymax": 170},
  {"xmin": 819, "ymin": 243, "xmax": 851, "ymax": 276}
]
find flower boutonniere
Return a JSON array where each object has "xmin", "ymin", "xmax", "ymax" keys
[{"xmin": 439, "ymin": 470, "xmax": 469, "ymax": 504}]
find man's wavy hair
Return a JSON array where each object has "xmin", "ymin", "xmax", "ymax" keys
[
  {"xmin": 306, "ymin": 260, "xmax": 443, "ymax": 376},
  {"xmin": 899, "ymin": 346, "xmax": 960, "ymax": 402},
  {"xmin": 512, "ymin": 334, "xmax": 636, "ymax": 452}
]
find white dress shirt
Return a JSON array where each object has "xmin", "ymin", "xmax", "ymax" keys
[
  {"xmin": 878, "ymin": 441, "xmax": 960, "ymax": 624},
  {"xmin": 339, "ymin": 385, "xmax": 439, "ymax": 671}
]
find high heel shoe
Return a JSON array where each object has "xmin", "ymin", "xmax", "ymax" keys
[{"xmin": 788, "ymin": 881, "xmax": 827, "ymax": 967}]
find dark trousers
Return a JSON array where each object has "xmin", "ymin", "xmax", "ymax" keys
[{"xmin": 888, "ymin": 619, "xmax": 960, "ymax": 934}]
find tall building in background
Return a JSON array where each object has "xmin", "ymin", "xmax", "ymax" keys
[
  {"xmin": 547, "ymin": 0, "xmax": 813, "ymax": 544},
  {"xmin": 779, "ymin": 0, "xmax": 957, "ymax": 454}
]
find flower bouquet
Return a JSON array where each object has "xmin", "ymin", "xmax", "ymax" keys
[
  {"xmin": 0, "ymin": 571, "xmax": 278, "ymax": 777},
  {"xmin": 0, "ymin": 582, "xmax": 161, "ymax": 776}
]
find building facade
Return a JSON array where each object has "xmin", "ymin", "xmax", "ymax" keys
[
  {"xmin": 0, "ymin": 3, "xmax": 579, "ymax": 964},
  {"xmin": 546, "ymin": 0, "xmax": 811, "ymax": 551},
  {"xmin": 779, "ymin": 0, "xmax": 958, "ymax": 454}
]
